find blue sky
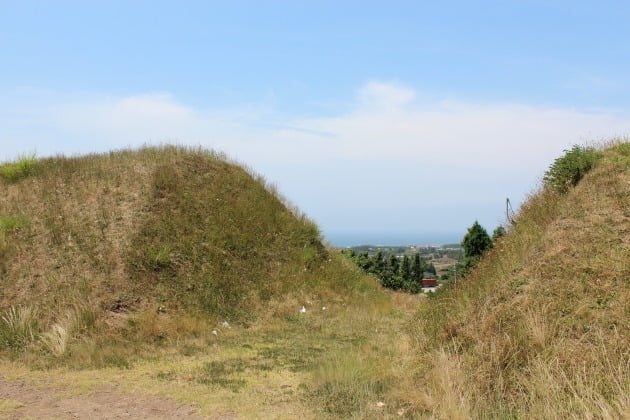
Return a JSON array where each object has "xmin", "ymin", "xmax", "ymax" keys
[{"xmin": 2, "ymin": 1, "xmax": 630, "ymax": 245}]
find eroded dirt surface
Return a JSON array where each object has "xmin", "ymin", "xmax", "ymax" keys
[{"xmin": 0, "ymin": 377, "xmax": 205, "ymax": 419}]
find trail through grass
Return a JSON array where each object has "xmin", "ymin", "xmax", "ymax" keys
[{"xmin": 0, "ymin": 293, "xmax": 421, "ymax": 419}]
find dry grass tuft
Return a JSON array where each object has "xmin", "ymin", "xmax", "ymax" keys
[
  {"xmin": 40, "ymin": 323, "xmax": 70, "ymax": 357},
  {"xmin": 0, "ymin": 306, "xmax": 38, "ymax": 351}
]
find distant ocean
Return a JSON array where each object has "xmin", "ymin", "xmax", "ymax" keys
[{"xmin": 324, "ymin": 232, "xmax": 461, "ymax": 247}]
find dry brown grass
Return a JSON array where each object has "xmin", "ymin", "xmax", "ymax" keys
[
  {"xmin": 401, "ymin": 140, "xmax": 630, "ymax": 418},
  {"xmin": 0, "ymin": 287, "xmax": 418, "ymax": 419},
  {"xmin": 3, "ymin": 141, "xmax": 627, "ymax": 417},
  {"xmin": 0, "ymin": 146, "xmax": 378, "ymax": 368},
  {"xmin": 0, "ymin": 145, "xmax": 413, "ymax": 418}
]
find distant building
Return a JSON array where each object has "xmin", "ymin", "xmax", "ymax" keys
[
  {"xmin": 422, "ymin": 278, "xmax": 438, "ymax": 288},
  {"xmin": 422, "ymin": 271, "xmax": 438, "ymax": 288}
]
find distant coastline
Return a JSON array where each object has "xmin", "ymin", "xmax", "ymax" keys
[{"xmin": 324, "ymin": 232, "xmax": 461, "ymax": 248}]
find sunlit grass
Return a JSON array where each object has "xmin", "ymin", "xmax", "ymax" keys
[
  {"xmin": 0, "ymin": 292, "xmax": 416, "ymax": 418},
  {"xmin": 400, "ymin": 140, "xmax": 630, "ymax": 417},
  {"xmin": 0, "ymin": 145, "xmax": 405, "ymax": 417}
]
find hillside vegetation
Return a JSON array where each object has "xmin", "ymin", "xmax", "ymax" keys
[
  {"xmin": 0, "ymin": 142, "xmax": 628, "ymax": 418},
  {"xmin": 401, "ymin": 141, "xmax": 629, "ymax": 418},
  {"xmin": 0, "ymin": 147, "xmax": 377, "ymax": 367}
]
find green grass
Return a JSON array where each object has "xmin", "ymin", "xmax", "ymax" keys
[
  {"xmin": 0, "ymin": 154, "xmax": 37, "ymax": 182},
  {"xmin": 196, "ymin": 360, "xmax": 248, "ymax": 391},
  {"xmin": 312, "ymin": 352, "xmax": 388, "ymax": 417},
  {"xmin": 0, "ymin": 215, "xmax": 30, "ymax": 231},
  {"xmin": 126, "ymin": 151, "xmax": 331, "ymax": 318},
  {"xmin": 0, "ymin": 293, "xmax": 415, "ymax": 418}
]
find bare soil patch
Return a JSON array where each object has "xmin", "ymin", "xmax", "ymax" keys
[{"xmin": 0, "ymin": 377, "xmax": 203, "ymax": 419}]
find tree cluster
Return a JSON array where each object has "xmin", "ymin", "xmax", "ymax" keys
[{"xmin": 342, "ymin": 250, "xmax": 435, "ymax": 293}]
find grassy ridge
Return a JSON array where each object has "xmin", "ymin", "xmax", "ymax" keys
[
  {"xmin": 2, "ymin": 141, "xmax": 628, "ymax": 417},
  {"xmin": 401, "ymin": 141, "xmax": 629, "ymax": 417},
  {"xmin": 127, "ymin": 151, "xmax": 329, "ymax": 318},
  {"xmin": 0, "ymin": 146, "xmax": 377, "ymax": 366}
]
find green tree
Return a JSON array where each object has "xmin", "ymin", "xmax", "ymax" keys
[
  {"xmin": 400, "ymin": 255, "xmax": 411, "ymax": 282},
  {"xmin": 386, "ymin": 255, "xmax": 403, "ymax": 290},
  {"xmin": 410, "ymin": 252, "xmax": 426, "ymax": 280},
  {"xmin": 379, "ymin": 267, "xmax": 393, "ymax": 289},
  {"xmin": 492, "ymin": 225, "xmax": 506, "ymax": 241},
  {"xmin": 405, "ymin": 277, "xmax": 422, "ymax": 294},
  {"xmin": 355, "ymin": 252, "xmax": 372, "ymax": 272},
  {"xmin": 388, "ymin": 254, "xmax": 399, "ymax": 275},
  {"xmin": 462, "ymin": 221, "xmax": 492, "ymax": 267},
  {"xmin": 370, "ymin": 251, "xmax": 385, "ymax": 276},
  {"xmin": 405, "ymin": 253, "xmax": 424, "ymax": 293}
]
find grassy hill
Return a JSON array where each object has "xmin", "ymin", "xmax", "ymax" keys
[
  {"xmin": 0, "ymin": 146, "xmax": 378, "ymax": 367},
  {"xmin": 1, "ymin": 141, "xmax": 628, "ymax": 418},
  {"xmin": 401, "ymin": 141, "xmax": 629, "ymax": 417}
]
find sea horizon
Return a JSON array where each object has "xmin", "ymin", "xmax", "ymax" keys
[{"xmin": 324, "ymin": 232, "xmax": 462, "ymax": 248}]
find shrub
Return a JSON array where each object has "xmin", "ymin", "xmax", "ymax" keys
[
  {"xmin": 543, "ymin": 145, "xmax": 602, "ymax": 193},
  {"xmin": 0, "ymin": 154, "xmax": 37, "ymax": 182},
  {"xmin": 0, "ymin": 306, "xmax": 38, "ymax": 350}
]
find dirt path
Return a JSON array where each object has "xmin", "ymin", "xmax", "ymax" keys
[
  {"xmin": 0, "ymin": 377, "xmax": 204, "ymax": 420},
  {"xmin": 0, "ymin": 292, "xmax": 421, "ymax": 419}
]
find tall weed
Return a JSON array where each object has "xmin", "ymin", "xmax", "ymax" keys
[{"xmin": 0, "ymin": 306, "xmax": 38, "ymax": 350}]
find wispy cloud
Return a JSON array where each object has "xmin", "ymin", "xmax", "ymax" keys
[
  {"xmin": 2, "ymin": 82, "xmax": 629, "ymax": 237},
  {"xmin": 357, "ymin": 81, "xmax": 416, "ymax": 109},
  {"xmin": 4, "ymin": 82, "xmax": 629, "ymax": 170}
]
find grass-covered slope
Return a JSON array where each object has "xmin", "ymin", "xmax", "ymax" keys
[
  {"xmin": 0, "ymin": 147, "xmax": 373, "ymax": 359},
  {"xmin": 405, "ymin": 141, "xmax": 629, "ymax": 418}
]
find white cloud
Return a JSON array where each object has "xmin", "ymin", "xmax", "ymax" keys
[
  {"xmin": 2, "ymin": 82, "xmax": 629, "ymax": 238},
  {"xmin": 4, "ymin": 82, "xmax": 628, "ymax": 172},
  {"xmin": 356, "ymin": 81, "xmax": 416, "ymax": 109}
]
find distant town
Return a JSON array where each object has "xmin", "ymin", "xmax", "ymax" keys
[{"xmin": 339, "ymin": 243, "xmax": 463, "ymax": 281}]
